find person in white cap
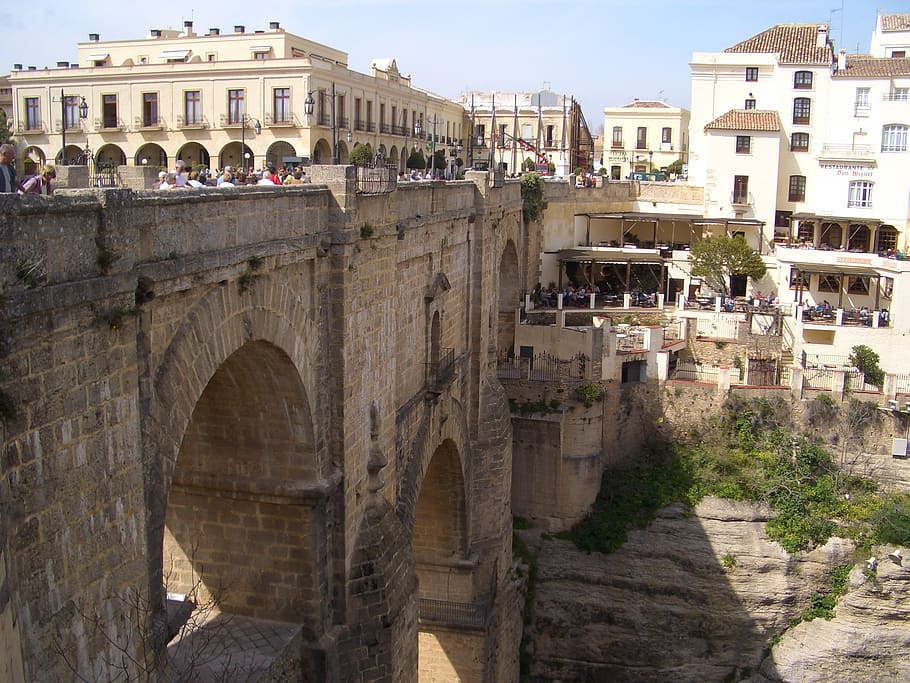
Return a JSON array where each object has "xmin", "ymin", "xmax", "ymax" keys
[{"xmin": 174, "ymin": 159, "xmax": 188, "ymax": 187}]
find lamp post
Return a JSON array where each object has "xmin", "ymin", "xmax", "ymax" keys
[
  {"xmin": 414, "ymin": 118, "xmax": 422, "ymax": 174},
  {"xmin": 240, "ymin": 113, "xmax": 261, "ymax": 179},
  {"xmin": 428, "ymin": 113, "xmax": 438, "ymax": 179},
  {"xmin": 58, "ymin": 89, "xmax": 88, "ymax": 165}
]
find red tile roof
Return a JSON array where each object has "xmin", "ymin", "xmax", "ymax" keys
[
  {"xmin": 704, "ymin": 110, "xmax": 781, "ymax": 132},
  {"xmin": 881, "ymin": 14, "xmax": 910, "ymax": 32},
  {"xmin": 725, "ymin": 24, "xmax": 833, "ymax": 65},
  {"xmin": 622, "ymin": 99, "xmax": 672, "ymax": 109},
  {"xmin": 833, "ymin": 55, "xmax": 910, "ymax": 78}
]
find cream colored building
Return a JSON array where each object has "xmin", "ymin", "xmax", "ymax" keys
[
  {"xmin": 457, "ymin": 90, "xmax": 594, "ymax": 176},
  {"xmin": 602, "ymin": 99, "xmax": 689, "ymax": 179},
  {"xmin": 8, "ymin": 21, "xmax": 466, "ymax": 175}
]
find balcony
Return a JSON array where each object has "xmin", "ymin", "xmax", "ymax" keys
[
  {"xmin": 264, "ymin": 113, "xmax": 300, "ymax": 127},
  {"xmin": 94, "ymin": 117, "xmax": 128, "ymax": 132},
  {"xmin": 731, "ymin": 192, "xmax": 753, "ymax": 207},
  {"xmin": 176, "ymin": 115, "xmax": 209, "ymax": 129},
  {"xmin": 818, "ymin": 143, "xmax": 875, "ymax": 162},
  {"xmin": 18, "ymin": 122, "xmax": 46, "ymax": 134},
  {"xmin": 134, "ymin": 116, "xmax": 167, "ymax": 131}
]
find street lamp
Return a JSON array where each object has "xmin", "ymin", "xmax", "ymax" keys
[
  {"xmin": 414, "ymin": 117, "xmax": 422, "ymax": 172},
  {"xmin": 58, "ymin": 89, "xmax": 88, "ymax": 165},
  {"xmin": 240, "ymin": 113, "xmax": 261, "ymax": 179}
]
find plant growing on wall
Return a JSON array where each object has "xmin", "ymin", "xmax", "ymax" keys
[
  {"xmin": 688, "ymin": 235, "xmax": 766, "ymax": 297},
  {"xmin": 520, "ymin": 172, "xmax": 545, "ymax": 223}
]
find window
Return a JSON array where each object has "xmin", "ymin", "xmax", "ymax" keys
[
  {"xmin": 661, "ymin": 127, "xmax": 672, "ymax": 144},
  {"xmin": 818, "ymin": 274, "xmax": 840, "ymax": 292},
  {"xmin": 636, "ymin": 126, "xmax": 647, "ymax": 149},
  {"xmin": 855, "ymin": 87, "xmax": 870, "ymax": 113},
  {"xmin": 498, "ymin": 123, "xmax": 507, "ymax": 147},
  {"xmin": 545, "ymin": 125, "xmax": 555, "ymax": 147},
  {"xmin": 789, "ymin": 269, "xmax": 809, "ymax": 290},
  {"xmin": 272, "ymin": 87, "xmax": 290, "ymax": 123},
  {"xmin": 366, "ymin": 101, "xmax": 374, "ymax": 130},
  {"xmin": 893, "ymin": 50, "xmax": 906, "ymax": 58},
  {"xmin": 889, "ymin": 87, "xmax": 909, "ymax": 101},
  {"xmin": 206, "ymin": 53, "xmax": 216, "ymax": 62},
  {"xmin": 142, "ymin": 92, "xmax": 158, "ymax": 127},
  {"xmin": 775, "ymin": 210, "xmax": 793, "ymax": 228},
  {"xmin": 521, "ymin": 123, "xmax": 532, "ymax": 141},
  {"xmin": 745, "ymin": 67, "xmax": 758, "ymax": 81},
  {"xmin": 793, "ymin": 71, "xmax": 813, "ymax": 89},
  {"xmin": 102, "ymin": 94, "xmax": 117, "ymax": 129},
  {"xmin": 735, "ymin": 135, "xmax": 751, "ymax": 154},
  {"xmin": 847, "ymin": 180, "xmax": 873, "ymax": 208},
  {"xmin": 883, "ymin": 276, "xmax": 894, "ymax": 298},
  {"xmin": 25, "ymin": 97, "xmax": 40, "ymax": 130},
  {"xmin": 847, "ymin": 276, "xmax": 869, "ymax": 294},
  {"xmin": 733, "ymin": 175, "xmax": 749, "ymax": 204},
  {"xmin": 253, "ymin": 51, "xmax": 269, "ymax": 60},
  {"xmin": 877, "ymin": 225, "xmax": 898, "ymax": 254},
  {"xmin": 63, "ymin": 95, "xmax": 80, "ymax": 130},
  {"xmin": 612, "ymin": 126, "xmax": 623, "ymax": 148},
  {"xmin": 788, "ymin": 175, "xmax": 806, "ymax": 202},
  {"xmin": 744, "ymin": 98, "xmax": 756, "ymax": 110},
  {"xmin": 184, "ymin": 90, "xmax": 201, "ymax": 124},
  {"xmin": 790, "ymin": 132, "xmax": 810, "ymax": 152},
  {"xmin": 793, "ymin": 97, "xmax": 811, "ymax": 124},
  {"xmin": 228, "ymin": 89, "xmax": 244, "ymax": 124},
  {"xmin": 881, "ymin": 124, "xmax": 908, "ymax": 152}
]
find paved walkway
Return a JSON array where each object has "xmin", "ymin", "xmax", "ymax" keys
[{"xmin": 166, "ymin": 608, "xmax": 300, "ymax": 682}]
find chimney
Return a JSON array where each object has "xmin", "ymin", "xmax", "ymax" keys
[
  {"xmin": 816, "ymin": 24, "xmax": 828, "ymax": 48},
  {"xmin": 208, "ymin": 27, "xmax": 220, "ymax": 36},
  {"xmin": 150, "ymin": 29, "xmax": 162, "ymax": 38},
  {"xmin": 56, "ymin": 61, "xmax": 69, "ymax": 68},
  {"xmin": 89, "ymin": 33, "xmax": 100, "ymax": 42},
  {"xmin": 234, "ymin": 25, "xmax": 245, "ymax": 34},
  {"xmin": 27, "ymin": 66, "xmax": 36, "ymax": 71},
  {"xmin": 13, "ymin": 63, "xmax": 22, "ymax": 70},
  {"xmin": 269, "ymin": 21, "xmax": 281, "ymax": 30},
  {"xmin": 182, "ymin": 20, "xmax": 195, "ymax": 36},
  {"xmin": 838, "ymin": 48, "xmax": 847, "ymax": 72}
]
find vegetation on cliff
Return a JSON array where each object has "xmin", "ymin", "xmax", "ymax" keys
[{"xmin": 559, "ymin": 395, "xmax": 910, "ymax": 555}]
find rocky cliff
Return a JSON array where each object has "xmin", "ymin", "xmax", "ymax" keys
[{"xmin": 523, "ymin": 497, "xmax": 897, "ymax": 682}]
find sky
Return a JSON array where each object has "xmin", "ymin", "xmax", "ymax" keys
[{"xmin": 0, "ymin": 0, "xmax": 900, "ymax": 134}]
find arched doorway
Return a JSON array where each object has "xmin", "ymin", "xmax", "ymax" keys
[
  {"xmin": 57, "ymin": 144, "xmax": 87, "ymax": 166},
  {"xmin": 312, "ymin": 138, "xmax": 331, "ymax": 164},
  {"xmin": 497, "ymin": 240, "xmax": 521, "ymax": 358},
  {"xmin": 218, "ymin": 142, "xmax": 255, "ymax": 177},
  {"xmin": 95, "ymin": 144, "xmax": 126, "ymax": 168},
  {"xmin": 136, "ymin": 143, "xmax": 167, "ymax": 169},
  {"xmin": 164, "ymin": 340, "xmax": 319, "ymax": 625},
  {"xmin": 22, "ymin": 146, "xmax": 45, "ymax": 176},
  {"xmin": 266, "ymin": 141, "xmax": 296, "ymax": 169},
  {"xmin": 176, "ymin": 142, "xmax": 210, "ymax": 170},
  {"xmin": 336, "ymin": 140, "xmax": 350, "ymax": 164}
]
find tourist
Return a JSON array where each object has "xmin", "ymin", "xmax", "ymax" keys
[
  {"xmin": 173, "ymin": 159, "xmax": 188, "ymax": 187},
  {"xmin": 216, "ymin": 166, "xmax": 233, "ymax": 186},
  {"xmin": 20, "ymin": 164, "xmax": 56, "ymax": 196},
  {"xmin": 186, "ymin": 171, "xmax": 204, "ymax": 188},
  {"xmin": 0, "ymin": 144, "xmax": 24, "ymax": 193}
]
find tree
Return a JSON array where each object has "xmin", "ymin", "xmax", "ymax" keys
[
  {"xmin": 0, "ymin": 110, "xmax": 12, "ymax": 145},
  {"xmin": 688, "ymin": 235, "xmax": 767, "ymax": 296},
  {"xmin": 406, "ymin": 148, "xmax": 426, "ymax": 170},
  {"xmin": 349, "ymin": 142, "xmax": 374, "ymax": 166},
  {"xmin": 849, "ymin": 344, "xmax": 884, "ymax": 388}
]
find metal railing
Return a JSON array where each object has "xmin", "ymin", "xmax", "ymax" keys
[
  {"xmin": 356, "ymin": 161, "xmax": 397, "ymax": 195},
  {"xmin": 802, "ymin": 352, "xmax": 849, "ymax": 369},
  {"xmin": 497, "ymin": 352, "xmax": 589, "ymax": 382},
  {"xmin": 844, "ymin": 368, "xmax": 882, "ymax": 393},
  {"xmin": 894, "ymin": 373, "xmax": 910, "ymax": 395},
  {"xmin": 671, "ymin": 362, "xmax": 719, "ymax": 384},
  {"xmin": 426, "ymin": 348, "xmax": 455, "ymax": 392},
  {"xmin": 419, "ymin": 598, "xmax": 486, "ymax": 629}
]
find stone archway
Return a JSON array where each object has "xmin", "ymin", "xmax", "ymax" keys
[
  {"xmin": 136, "ymin": 143, "xmax": 167, "ymax": 169},
  {"xmin": 312, "ymin": 138, "xmax": 331, "ymax": 164},
  {"xmin": 219, "ymin": 142, "xmax": 254, "ymax": 177},
  {"xmin": 498, "ymin": 239, "xmax": 521, "ymax": 358},
  {"xmin": 95, "ymin": 144, "xmax": 126, "ymax": 168},
  {"xmin": 266, "ymin": 141, "xmax": 296, "ymax": 169},
  {"xmin": 176, "ymin": 142, "xmax": 210, "ymax": 169},
  {"xmin": 164, "ymin": 340, "xmax": 319, "ymax": 620}
]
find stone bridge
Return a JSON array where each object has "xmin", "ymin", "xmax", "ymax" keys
[{"xmin": 0, "ymin": 168, "xmax": 530, "ymax": 681}]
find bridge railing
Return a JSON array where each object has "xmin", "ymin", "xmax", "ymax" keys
[
  {"xmin": 418, "ymin": 598, "xmax": 487, "ymax": 629},
  {"xmin": 427, "ymin": 348, "xmax": 456, "ymax": 392},
  {"xmin": 356, "ymin": 160, "xmax": 397, "ymax": 195}
]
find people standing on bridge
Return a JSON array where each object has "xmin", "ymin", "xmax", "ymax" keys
[
  {"xmin": 0, "ymin": 144, "xmax": 25, "ymax": 193},
  {"xmin": 216, "ymin": 166, "xmax": 233, "ymax": 187},
  {"xmin": 20, "ymin": 164, "xmax": 56, "ymax": 196}
]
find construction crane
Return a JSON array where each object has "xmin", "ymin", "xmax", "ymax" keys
[{"xmin": 498, "ymin": 131, "xmax": 549, "ymax": 167}]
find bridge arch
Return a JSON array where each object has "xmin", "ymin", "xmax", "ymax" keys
[
  {"xmin": 144, "ymin": 274, "xmax": 328, "ymax": 631},
  {"xmin": 497, "ymin": 238, "xmax": 521, "ymax": 357}
]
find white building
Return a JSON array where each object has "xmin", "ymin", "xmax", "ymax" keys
[
  {"xmin": 602, "ymin": 99, "xmax": 690, "ymax": 180},
  {"xmin": 689, "ymin": 14, "xmax": 910, "ymax": 373}
]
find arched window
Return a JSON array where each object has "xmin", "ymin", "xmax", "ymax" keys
[
  {"xmin": 788, "ymin": 175, "xmax": 806, "ymax": 202},
  {"xmin": 793, "ymin": 97, "xmax": 811, "ymax": 124}
]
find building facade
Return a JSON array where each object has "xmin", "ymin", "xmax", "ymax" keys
[
  {"xmin": 8, "ymin": 21, "xmax": 467, "ymax": 176},
  {"xmin": 459, "ymin": 90, "xmax": 594, "ymax": 176},
  {"xmin": 602, "ymin": 98, "xmax": 690, "ymax": 179}
]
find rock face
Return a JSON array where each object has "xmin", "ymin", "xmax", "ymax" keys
[
  {"xmin": 526, "ymin": 497, "xmax": 854, "ymax": 683},
  {"xmin": 752, "ymin": 550, "xmax": 910, "ymax": 683}
]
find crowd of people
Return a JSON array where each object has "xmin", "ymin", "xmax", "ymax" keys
[{"xmin": 157, "ymin": 161, "xmax": 312, "ymax": 190}]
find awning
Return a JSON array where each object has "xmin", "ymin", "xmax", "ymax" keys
[
  {"xmin": 556, "ymin": 248, "xmax": 666, "ymax": 264},
  {"xmin": 160, "ymin": 49, "xmax": 190, "ymax": 59},
  {"xmin": 789, "ymin": 263, "xmax": 883, "ymax": 277},
  {"xmin": 790, "ymin": 213, "xmax": 882, "ymax": 225},
  {"xmin": 250, "ymin": 45, "xmax": 272, "ymax": 51},
  {"xmin": 87, "ymin": 53, "xmax": 109, "ymax": 61},
  {"xmin": 582, "ymin": 211, "xmax": 704, "ymax": 222}
]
